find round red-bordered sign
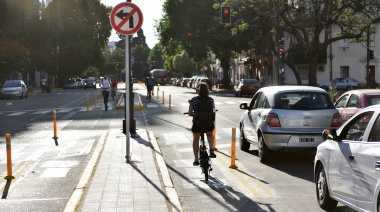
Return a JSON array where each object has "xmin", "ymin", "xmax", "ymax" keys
[{"xmin": 110, "ymin": 2, "xmax": 143, "ymax": 35}]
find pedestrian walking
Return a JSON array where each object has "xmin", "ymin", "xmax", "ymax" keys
[
  {"xmin": 40, "ymin": 77, "xmax": 47, "ymax": 93},
  {"xmin": 100, "ymin": 75, "xmax": 111, "ymax": 110}
]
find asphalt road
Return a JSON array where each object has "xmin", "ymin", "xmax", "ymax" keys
[
  {"xmin": 136, "ymin": 84, "xmax": 355, "ymax": 212},
  {"xmin": 0, "ymin": 87, "xmax": 123, "ymax": 211}
]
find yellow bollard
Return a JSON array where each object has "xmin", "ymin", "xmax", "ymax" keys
[
  {"xmin": 162, "ymin": 91, "xmax": 165, "ymax": 104},
  {"xmin": 94, "ymin": 93, "xmax": 97, "ymax": 106},
  {"xmin": 86, "ymin": 94, "xmax": 89, "ymax": 112},
  {"xmin": 5, "ymin": 134, "xmax": 15, "ymax": 180},
  {"xmin": 168, "ymin": 94, "xmax": 172, "ymax": 110},
  {"xmin": 229, "ymin": 127, "xmax": 238, "ymax": 169},
  {"xmin": 52, "ymin": 110, "xmax": 59, "ymax": 146}
]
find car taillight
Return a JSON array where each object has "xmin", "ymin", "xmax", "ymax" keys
[
  {"xmin": 266, "ymin": 113, "xmax": 281, "ymax": 127},
  {"xmin": 331, "ymin": 113, "xmax": 342, "ymax": 127}
]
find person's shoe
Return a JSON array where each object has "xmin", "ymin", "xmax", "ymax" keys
[
  {"xmin": 105, "ymin": 105, "xmax": 108, "ymax": 111},
  {"xmin": 209, "ymin": 149, "xmax": 216, "ymax": 158},
  {"xmin": 193, "ymin": 160, "xmax": 200, "ymax": 166}
]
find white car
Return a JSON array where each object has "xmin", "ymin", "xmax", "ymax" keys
[
  {"xmin": 314, "ymin": 105, "xmax": 380, "ymax": 211},
  {"xmin": 0, "ymin": 80, "xmax": 28, "ymax": 99}
]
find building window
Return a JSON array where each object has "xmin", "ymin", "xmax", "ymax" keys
[
  {"xmin": 340, "ymin": 66, "xmax": 349, "ymax": 77},
  {"xmin": 298, "ymin": 67, "xmax": 309, "ymax": 80}
]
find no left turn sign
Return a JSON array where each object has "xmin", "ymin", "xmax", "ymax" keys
[{"xmin": 110, "ymin": 2, "xmax": 143, "ymax": 35}]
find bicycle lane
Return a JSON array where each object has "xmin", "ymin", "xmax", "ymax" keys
[{"xmin": 138, "ymin": 91, "xmax": 274, "ymax": 212}]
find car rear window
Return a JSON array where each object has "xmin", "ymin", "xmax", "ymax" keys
[
  {"xmin": 243, "ymin": 79, "xmax": 259, "ymax": 85},
  {"xmin": 275, "ymin": 92, "xmax": 335, "ymax": 110},
  {"xmin": 368, "ymin": 97, "xmax": 380, "ymax": 106}
]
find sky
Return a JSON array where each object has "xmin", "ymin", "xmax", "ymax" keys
[{"xmin": 100, "ymin": 0, "xmax": 165, "ymax": 48}]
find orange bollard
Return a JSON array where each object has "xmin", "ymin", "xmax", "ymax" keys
[
  {"xmin": 52, "ymin": 110, "xmax": 59, "ymax": 146},
  {"xmin": 229, "ymin": 127, "xmax": 238, "ymax": 169},
  {"xmin": 94, "ymin": 93, "xmax": 98, "ymax": 106},
  {"xmin": 86, "ymin": 94, "xmax": 89, "ymax": 112},
  {"xmin": 5, "ymin": 134, "xmax": 15, "ymax": 180}
]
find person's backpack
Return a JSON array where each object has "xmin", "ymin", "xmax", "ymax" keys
[
  {"xmin": 195, "ymin": 97, "xmax": 214, "ymax": 128},
  {"xmin": 147, "ymin": 78, "xmax": 154, "ymax": 87}
]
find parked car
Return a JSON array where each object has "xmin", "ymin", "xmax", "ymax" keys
[
  {"xmin": 330, "ymin": 77, "xmax": 366, "ymax": 92},
  {"xmin": 75, "ymin": 78, "xmax": 84, "ymax": 87},
  {"xmin": 314, "ymin": 105, "xmax": 380, "ymax": 212},
  {"xmin": 235, "ymin": 79, "xmax": 261, "ymax": 97},
  {"xmin": 187, "ymin": 76, "xmax": 196, "ymax": 89},
  {"xmin": 239, "ymin": 86, "xmax": 342, "ymax": 163},
  {"xmin": 0, "ymin": 80, "xmax": 28, "ymax": 99},
  {"xmin": 83, "ymin": 77, "xmax": 97, "ymax": 89},
  {"xmin": 181, "ymin": 78, "xmax": 190, "ymax": 87},
  {"xmin": 64, "ymin": 79, "xmax": 79, "ymax": 89},
  {"xmin": 334, "ymin": 89, "xmax": 380, "ymax": 123}
]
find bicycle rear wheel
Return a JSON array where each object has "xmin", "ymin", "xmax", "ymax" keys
[{"xmin": 200, "ymin": 150, "xmax": 209, "ymax": 181}]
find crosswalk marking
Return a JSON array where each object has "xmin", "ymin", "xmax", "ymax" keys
[
  {"xmin": 32, "ymin": 110, "xmax": 50, "ymax": 115},
  {"xmin": 7, "ymin": 112, "xmax": 26, "ymax": 116}
]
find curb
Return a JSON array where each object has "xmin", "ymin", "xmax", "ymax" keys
[{"xmin": 148, "ymin": 131, "xmax": 183, "ymax": 212}]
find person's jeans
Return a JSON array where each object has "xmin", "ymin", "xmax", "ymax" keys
[{"xmin": 102, "ymin": 89, "xmax": 109, "ymax": 107}]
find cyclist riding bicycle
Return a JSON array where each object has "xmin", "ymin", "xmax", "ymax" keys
[
  {"xmin": 145, "ymin": 74, "xmax": 155, "ymax": 100},
  {"xmin": 188, "ymin": 82, "xmax": 216, "ymax": 166}
]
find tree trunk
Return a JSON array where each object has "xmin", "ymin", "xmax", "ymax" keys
[
  {"xmin": 221, "ymin": 57, "xmax": 231, "ymax": 89},
  {"xmin": 308, "ymin": 53, "xmax": 318, "ymax": 86}
]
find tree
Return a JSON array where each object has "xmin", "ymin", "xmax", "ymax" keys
[
  {"xmin": 41, "ymin": 0, "xmax": 111, "ymax": 85},
  {"xmin": 157, "ymin": 0, "xmax": 255, "ymax": 87},
  {"xmin": 232, "ymin": 0, "xmax": 380, "ymax": 86}
]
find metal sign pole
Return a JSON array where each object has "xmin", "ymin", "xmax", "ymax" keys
[{"xmin": 125, "ymin": 34, "xmax": 131, "ymax": 163}]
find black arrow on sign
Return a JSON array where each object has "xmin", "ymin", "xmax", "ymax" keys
[{"xmin": 116, "ymin": 10, "xmax": 134, "ymax": 28}]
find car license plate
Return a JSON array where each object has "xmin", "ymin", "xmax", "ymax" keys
[{"xmin": 299, "ymin": 137, "xmax": 314, "ymax": 142}]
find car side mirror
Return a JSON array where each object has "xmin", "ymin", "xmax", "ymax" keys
[
  {"xmin": 240, "ymin": 103, "xmax": 248, "ymax": 109},
  {"xmin": 322, "ymin": 129, "xmax": 336, "ymax": 141}
]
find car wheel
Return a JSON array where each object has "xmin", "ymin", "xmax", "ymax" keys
[
  {"xmin": 20, "ymin": 92, "xmax": 23, "ymax": 99},
  {"xmin": 316, "ymin": 164, "xmax": 338, "ymax": 210},
  {"xmin": 258, "ymin": 136, "xmax": 270, "ymax": 163},
  {"xmin": 25, "ymin": 92, "xmax": 28, "ymax": 98},
  {"xmin": 239, "ymin": 127, "xmax": 250, "ymax": 151},
  {"xmin": 235, "ymin": 92, "xmax": 238, "ymax": 97}
]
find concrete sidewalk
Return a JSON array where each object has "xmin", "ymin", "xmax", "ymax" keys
[{"xmin": 63, "ymin": 89, "xmax": 182, "ymax": 211}]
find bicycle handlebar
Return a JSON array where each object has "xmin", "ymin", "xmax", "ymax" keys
[{"xmin": 183, "ymin": 109, "xmax": 218, "ymax": 115}]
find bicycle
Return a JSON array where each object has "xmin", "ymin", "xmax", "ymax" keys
[
  {"xmin": 184, "ymin": 112, "xmax": 214, "ymax": 181},
  {"xmin": 147, "ymin": 86, "xmax": 153, "ymax": 102}
]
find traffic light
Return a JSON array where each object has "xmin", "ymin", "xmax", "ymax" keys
[
  {"xmin": 221, "ymin": 6, "xmax": 231, "ymax": 24},
  {"xmin": 368, "ymin": 48, "xmax": 374, "ymax": 60},
  {"xmin": 279, "ymin": 47, "xmax": 285, "ymax": 59}
]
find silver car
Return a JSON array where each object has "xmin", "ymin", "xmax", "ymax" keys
[
  {"xmin": 314, "ymin": 105, "xmax": 380, "ymax": 212},
  {"xmin": 239, "ymin": 86, "xmax": 342, "ymax": 163},
  {"xmin": 0, "ymin": 80, "xmax": 28, "ymax": 99}
]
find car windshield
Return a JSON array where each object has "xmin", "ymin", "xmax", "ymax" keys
[
  {"xmin": 276, "ymin": 92, "xmax": 334, "ymax": 110},
  {"xmin": 3, "ymin": 81, "xmax": 20, "ymax": 87},
  {"xmin": 86, "ymin": 78, "xmax": 95, "ymax": 82},
  {"xmin": 348, "ymin": 78, "xmax": 358, "ymax": 82}
]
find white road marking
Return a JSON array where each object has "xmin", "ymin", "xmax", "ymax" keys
[
  {"xmin": 40, "ymin": 168, "xmax": 70, "ymax": 178},
  {"xmin": 7, "ymin": 112, "xmax": 26, "ymax": 116},
  {"xmin": 163, "ymin": 132, "xmax": 190, "ymax": 145}
]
